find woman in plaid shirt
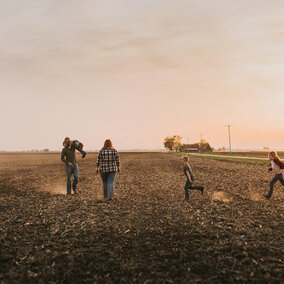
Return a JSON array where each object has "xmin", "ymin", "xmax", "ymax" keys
[{"xmin": 96, "ymin": 139, "xmax": 120, "ymax": 200}]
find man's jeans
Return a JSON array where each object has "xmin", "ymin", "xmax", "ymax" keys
[
  {"xmin": 100, "ymin": 172, "xmax": 117, "ymax": 199},
  {"xmin": 66, "ymin": 164, "xmax": 79, "ymax": 195},
  {"xmin": 184, "ymin": 179, "xmax": 203, "ymax": 200},
  {"xmin": 268, "ymin": 173, "xmax": 284, "ymax": 197}
]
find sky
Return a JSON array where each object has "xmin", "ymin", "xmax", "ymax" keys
[{"xmin": 0, "ymin": 0, "xmax": 284, "ymax": 151}]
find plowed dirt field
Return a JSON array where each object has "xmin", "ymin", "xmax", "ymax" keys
[{"xmin": 0, "ymin": 153, "xmax": 283, "ymax": 283}]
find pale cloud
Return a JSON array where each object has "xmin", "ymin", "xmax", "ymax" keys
[{"xmin": 0, "ymin": 0, "xmax": 284, "ymax": 150}]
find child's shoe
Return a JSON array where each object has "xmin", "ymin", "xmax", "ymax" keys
[
  {"xmin": 263, "ymin": 194, "xmax": 271, "ymax": 199},
  {"xmin": 200, "ymin": 186, "xmax": 204, "ymax": 195},
  {"xmin": 82, "ymin": 152, "xmax": 86, "ymax": 158}
]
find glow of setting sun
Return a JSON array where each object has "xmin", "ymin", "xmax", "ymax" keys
[{"xmin": 0, "ymin": 0, "xmax": 284, "ymax": 151}]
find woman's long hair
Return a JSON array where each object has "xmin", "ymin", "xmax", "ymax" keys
[{"xmin": 103, "ymin": 139, "xmax": 114, "ymax": 150}]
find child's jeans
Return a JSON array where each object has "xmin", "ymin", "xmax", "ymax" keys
[
  {"xmin": 267, "ymin": 173, "xmax": 284, "ymax": 197},
  {"xmin": 72, "ymin": 140, "xmax": 86, "ymax": 156},
  {"xmin": 184, "ymin": 179, "xmax": 203, "ymax": 200},
  {"xmin": 75, "ymin": 146, "xmax": 86, "ymax": 156}
]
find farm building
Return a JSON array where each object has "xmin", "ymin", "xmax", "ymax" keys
[{"xmin": 181, "ymin": 148, "xmax": 199, "ymax": 153}]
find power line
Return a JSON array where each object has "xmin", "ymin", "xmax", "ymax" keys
[{"xmin": 224, "ymin": 125, "xmax": 232, "ymax": 155}]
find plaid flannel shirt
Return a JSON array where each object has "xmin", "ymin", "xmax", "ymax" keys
[{"xmin": 96, "ymin": 148, "xmax": 120, "ymax": 172}]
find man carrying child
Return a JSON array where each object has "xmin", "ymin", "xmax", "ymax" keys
[{"xmin": 61, "ymin": 137, "xmax": 86, "ymax": 195}]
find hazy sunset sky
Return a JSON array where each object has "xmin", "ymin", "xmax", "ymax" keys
[{"xmin": 1, "ymin": 0, "xmax": 284, "ymax": 151}]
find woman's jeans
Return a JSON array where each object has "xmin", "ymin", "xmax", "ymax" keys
[
  {"xmin": 184, "ymin": 179, "xmax": 203, "ymax": 200},
  {"xmin": 268, "ymin": 173, "xmax": 284, "ymax": 197},
  {"xmin": 100, "ymin": 171, "xmax": 117, "ymax": 199},
  {"xmin": 65, "ymin": 164, "xmax": 79, "ymax": 195}
]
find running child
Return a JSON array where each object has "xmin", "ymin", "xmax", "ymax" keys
[
  {"xmin": 264, "ymin": 151, "xmax": 284, "ymax": 199},
  {"xmin": 63, "ymin": 137, "xmax": 86, "ymax": 158},
  {"xmin": 181, "ymin": 156, "xmax": 204, "ymax": 201}
]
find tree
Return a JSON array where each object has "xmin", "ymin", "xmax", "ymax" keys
[
  {"xmin": 173, "ymin": 135, "xmax": 182, "ymax": 151},
  {"xmin": 164, "ymin": 136, "xmax": 175, "ymax": 151},
  {"xmin": 164, "ymin": 135, "xmax": 182, "ymax": 152},
  {"xmin": 199, "ymin": 139, "xmax": 213, "ymax": 152},
  {"xmin": 180, "ymin": 140, "xmax": 213, "ymax": 152},
  {"xmin": 263, "ymin": 146, "xmax": 270, "ymax": 151}
]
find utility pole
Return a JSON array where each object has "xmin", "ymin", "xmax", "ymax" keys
[{"xmin": 225, "ymin": 125, "xmax": 232, "ymax": 155}]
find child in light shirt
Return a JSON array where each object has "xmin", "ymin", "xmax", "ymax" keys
[{"xmin": 264, "ymin": 151, "xmax": 284, "ymax": 199}]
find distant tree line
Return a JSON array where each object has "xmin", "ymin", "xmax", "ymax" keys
[
  {"xmin": 29, "ymin": 149, "xmax": 50, "ymax": 152},
  {"xmin": 163, "ymin": 135, "xmax": 213, "ymax": 152}
]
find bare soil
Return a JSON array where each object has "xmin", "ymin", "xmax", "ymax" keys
[{"xmin": 0, "ymin": 153, "xmax": 283, "ymax": 283}]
